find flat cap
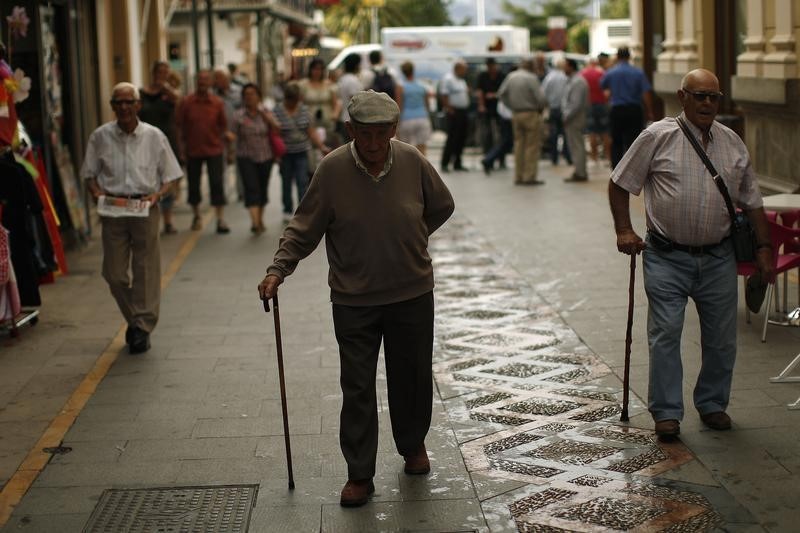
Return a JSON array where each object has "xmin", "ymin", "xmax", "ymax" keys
[{"xmin": 347, "ymin": 90, "xmax": 400, "ymax": 124}]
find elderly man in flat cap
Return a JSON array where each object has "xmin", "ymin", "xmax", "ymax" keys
[{"xmin": 259, "ymin": 90, "xmax": 454, "ymax": 507}]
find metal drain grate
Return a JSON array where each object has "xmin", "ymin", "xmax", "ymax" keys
[{"xmin": 83, "ymin": 484, "xmax": 258, "ymax": 533}]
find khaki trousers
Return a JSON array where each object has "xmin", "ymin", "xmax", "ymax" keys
[
  {"xmin": 511, "ymin": 111, "xmax": 543, "ymax": 183},
  {"xmin": 101, "ymin": 207, "xmax": 161, "ymax": 333},
  {"xmin": 564, "ymin": 114, "xmax": 588, "ymax": 178}
]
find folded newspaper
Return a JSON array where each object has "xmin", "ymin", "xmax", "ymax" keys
[{"xmin": 97, "ymin": 195, "xmax": 151, "ymax": 218}]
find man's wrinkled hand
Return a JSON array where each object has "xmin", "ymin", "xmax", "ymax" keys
[
  {"xmin": 755, "ymin": 247, "xmax": 775, "ymax": 283},
  {"xmin": 616, "ymin": 229, "xmax": 646, "ymax": 255},
  {"xmin": 258, "ymin": 274, "xmax": 282, "ymax": 301}
]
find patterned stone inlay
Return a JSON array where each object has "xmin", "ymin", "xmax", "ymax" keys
[
  {"xmin": 536, "ymin": 423, "xmax": 576, "ymax": 433},
  {"xmin": 569, "ymin": 404, "xmax": 622, "ymax": 422},
  {"xmin": 449, "ymin": 358, "xmax": 494, "ymax": 371},
  {"xmin": 501, "ymin": 398, "xmax": 583, "ymax": 416},
  {"xmin": 661, "ymin": 511, "xmax": 724, "ymax": 532},
  {"xmin": 515, "ymin": 522, "xmax": 575, "ymax": 533},
  {"xmin": 569, "ymin": 475, "xmax": 612, "ymax": 487},
  {"xmin": 585, "ymin": 427, "xmax": 655, "ymax": 446},
  {"xmin": 508, "ymin": 488, "xmax": 578, "ymax": 517},
  {"xmin": 489, "ymin": 459, "xmax": 564, "ymax": 478},
  {"xmin": 528, "ymin": 354, "xmax": 583, "ymax": 365},
  {"xmin": 607, "ymin": 446, "xmax": 668, "ymax": 473},
  {"xmin": 624, "ymin": 482, "xmax": 710, "ymax": 508},
  {"xmin": 483, "ymin": 433, "xmax": 544, "ymax": 456},
  {"xmin": 554, "ymin": 496, "xmax": 667, "ymax": 530},
  {"xmin": 468, "ymin": 333, "xmax": 526, "ymax": 347},
  {"xmin": 470, "ymin": 412, "xmax": 529, "ymax": 426},
  {"xmin": 524, "ymin": 440, "xmax": 619, "ymax": 466},
  {"xmin": 460, "ymin": 310, "xmax": 512, "ymax": 320},
  {"xmin": 543, "ymin": 368, "xmax": 590, "ymax": 383},
  {"xmin": 453, "ymin": 373, "xmax": 481, "ymax": 383},
  {"xmin": 552, "ymin": 389, "xmax": 618, "ymax": 402},
  {"xmin": 466, "ymin": 392, "xmax": 514, "ymax": 409},
  {"xmin": 486, "ymin": 362, "xmax": 551, "ymax": 378}
]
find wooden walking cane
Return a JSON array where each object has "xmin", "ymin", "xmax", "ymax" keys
[
  {"xmin": 621, "ymin": 253, "xmax": 636, "ymax": 422},
  {"xmin": 263, "ymin": 295, "xmax": 295, "ymax": 490}
]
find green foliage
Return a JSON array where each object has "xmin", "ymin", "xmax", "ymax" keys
[
  {"xmin": 601, "ymin": 0, "xmax": 630, "ymax": 19},
  {"xmin": 567, "ymin": 20, "xmax": 590, "ymax": 54},
  {"xmin": 323, "ymin": 0, "xmax": 452, "ymax": 44},
  {"xmin": 501, "ymin": 0, "xmax": 590, "ymax": 51}
]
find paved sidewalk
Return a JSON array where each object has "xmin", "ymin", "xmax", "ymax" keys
[{"xmin": 0, "ymin": 145, "xmax": 798, "ymax": 532}]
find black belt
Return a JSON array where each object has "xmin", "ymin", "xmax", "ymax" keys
[
  {"xmin": 110, "ymin": 193, "xmax": 149, "ymax": 200},
  {"xmin": 648, "ymin": 231, "xmax": 726, "ymax": 256}
]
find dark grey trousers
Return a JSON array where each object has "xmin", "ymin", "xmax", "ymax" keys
[{"xmin": 332, "ymin": 291, "xmax": 434, "ymax": 481}]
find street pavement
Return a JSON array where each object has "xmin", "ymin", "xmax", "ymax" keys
[{"xmin": 0, "ymin": 141, "xmax": 798, "ymax": 532}]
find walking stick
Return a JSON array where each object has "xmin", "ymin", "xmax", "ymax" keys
[
  {"xmin": 621, "ymin": 253, "xmax": 636, "ymax": 422},
  {"xmin": 263, "ymin": 295, "xmax": 295, "ymax": 490}
]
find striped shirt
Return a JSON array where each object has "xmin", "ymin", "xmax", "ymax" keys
[
  {"xmin": 80, "ymin": 120, "xmax": 182, "ymax": 196},
  {"xmin": 612, "ymin": 113, "xmax": 763, "ymax": 246},
  {"xmin": 274, "ymin": 104, "xmax": 311, "ymax": 154},
  {"xmin": 232, "ymin": 108, "xmax": 272, "ymax": 162}
]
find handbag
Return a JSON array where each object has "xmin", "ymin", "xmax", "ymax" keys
[
  {"xmin": 676, "ymin": 117, "xmax": 756, "ymax": 262},
  {"xmin": 268, "ymin": 126, "xmax": 287, "ymax": 160}
]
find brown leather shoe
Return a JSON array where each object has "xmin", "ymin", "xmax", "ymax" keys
[
  {"xmin": 404, "ymin": 444, "xmax": 431, "ymax": 475},
  {"xmin": 340, "ymin": 479, "xmax": 374, "ymax": 507},
  {"xmin": 700, "ymin": 411, "xmax": 732, "ymax": 430},
  {"xmin": 654, "ymin": 419, "xmax": 680, "ymax": 439}
]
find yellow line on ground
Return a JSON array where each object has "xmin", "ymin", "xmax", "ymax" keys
[{"xmin": 0, "ymin": 212, "xmax": 214, "ymax": 527}]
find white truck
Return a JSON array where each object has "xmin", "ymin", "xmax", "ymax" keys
[{"xmin": 328, "ymin": 25, "xmax": 531, "ymax": 86}]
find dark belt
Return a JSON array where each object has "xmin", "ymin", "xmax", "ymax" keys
[
  {"xmin": 648, "ymin": 231, "xmax": 726, "ymax": 256},
  {"xmin": 110, "ymin": 193, "xmax": 149, "ymax": 200}
]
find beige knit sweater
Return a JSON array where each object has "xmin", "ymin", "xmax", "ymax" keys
[{"xmin": 267, "ymin": 140, "xmax": 454, "ymax": 306}]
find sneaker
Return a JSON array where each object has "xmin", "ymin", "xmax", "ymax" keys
[{"xmin": 190, "ymin": 216, "xmax": 202, "ymax": 231}]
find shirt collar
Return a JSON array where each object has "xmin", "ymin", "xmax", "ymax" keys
[
  {"xmin": 679, "ymin": 111, "xmax": 714, "ymax": 142},
  {"xmin": 114, "ymin": 120, "xmax": 141, "ymax": 137},
  {"xmin": 350, "ymin": 140, "xmax": 394, "ymax": 182}
]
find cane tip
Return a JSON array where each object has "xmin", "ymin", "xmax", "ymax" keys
[
  {"xmin": 620, "ymin": 413, "xmax": 630, "ymax": 422},
  {"xmin": 288, "ymin": 481, "xmax": 295, "ymax": 490}
]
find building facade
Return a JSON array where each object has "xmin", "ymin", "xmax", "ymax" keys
[{"xmin": 628, "ymin": 0, "xmax": 800, "ymax": 193}]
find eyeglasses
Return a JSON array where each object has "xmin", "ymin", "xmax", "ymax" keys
[
  {"xmin": 110, "ymin": 99, "xmax": 138, "ymax": 106},
  {"xmin": 683, "ymin": 90, "xmax": 723, "ymax": 103}
]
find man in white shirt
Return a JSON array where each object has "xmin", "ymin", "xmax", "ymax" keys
[{"xmin": 81, "ymin": 82, "xmax": 183, "ymax": 354}]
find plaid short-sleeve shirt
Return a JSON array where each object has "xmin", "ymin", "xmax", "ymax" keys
[{"xmin": 612, "ymin": 113, "xmax": 763, "ymax": 246}]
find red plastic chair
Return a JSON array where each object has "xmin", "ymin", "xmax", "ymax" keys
[
  {"xmin": 738, "ymin": 220, "xmax": 800, "ymax": 342},
  {"xmin": 778, "ymin": 209, "xmax": 800, "ymax": 312}
]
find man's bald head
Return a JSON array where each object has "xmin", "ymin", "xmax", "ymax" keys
[{"xmin": 681, "ymin": 69, "xmax": 720, "ymax": 92}]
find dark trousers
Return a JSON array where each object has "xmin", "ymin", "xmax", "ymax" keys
[
  {"xmin": 237, "ymin": 157, "xmax": 272, "ymax": 207},
  {"xmin": 187, "ymin": 154, "xmax": 225, "ymax": 206},
  {"xmin": 483, "ymin": 117, "xmax": 513, "ymax": 168},
  {"xmin": 481, "ymin": 111, "xmax": 500, "ymax": 154},
  {"xmin": 332, "ymin": 292, "xmax": 434, "ymax": 480},
  {"xmin": 279, "ymin": 152, "xmax": 309, "ymax": 214},
  {"xmin": 610, "ymin": 104, "xmax": 645, "ymax": 168},
  {"xmin": 441, "ymin": 109, "xmax": 468, "ymax": 170},
  {"xmin": 546, "ymin": 108, "xmax": 572, "ymax": 165}
]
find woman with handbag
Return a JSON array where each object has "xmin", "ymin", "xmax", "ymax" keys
[
  {"xmin": 232, "ymin": 83, "xmax": 281, "ymax": 234},
  {"xmin": 273, "ymin": 82, "xmax": 329, "ymax": 222}
]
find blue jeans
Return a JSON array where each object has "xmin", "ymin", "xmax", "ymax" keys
[
  {"xmin": 279, "ymin": 151, "xmax": 309, "ymax": 214},
  {"xmin": 643, "ymin": 236, "xmax": 738, "ymax": 422}
]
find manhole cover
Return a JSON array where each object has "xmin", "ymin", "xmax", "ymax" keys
[{"xmin": 83, "ymin": 484, "xmax": 258, "ymax": 532}]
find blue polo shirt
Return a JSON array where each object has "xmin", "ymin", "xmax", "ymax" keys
[{"xmin": 600, "ymin": 61, "xmax": 651, "ymax": 107}]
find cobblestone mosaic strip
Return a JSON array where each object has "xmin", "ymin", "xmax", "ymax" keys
[
  {"xmin": 468, "ymin": 333, "xmax": 528, "ymax": 347},
  {"xmin": 460, "ymin": 310, "xmax": 513, "ymax": 320},
  {"xmin": 508, "ymin": 488, "xmax": 578, "ymax": 517},
  {"xmin": 569, "ymin": 475, "xmax": 612, "ymax": 487},
  {"xmin": 489, "ymin": 459, "xmax": 564, "ymax": 478},
  {"xmin": 585, "ymin": 427, "xmax": 655, "ymax": 446},
  {"xmin": 524, "ymin": 440, "xmax": 620, "ymax": 466},
  {"xmin": 554, "ymin": 496, "xmax": 667, "ymax": 530},
  {"xmin": 483, "ymin": 433, "xmax": 544, "ymax": 456},
  {"xmin": 607, "ymin": 446, "xmax": 669, "ymax": 473},
  {"xmin": 486, "ymin": 362, "xmax": 551, "ymax": 378},
  {"xmin": 449, "ymin": 358, "xmax": 494, "ymax": 372},
  {"xmin": 515, "ymin": 522, "xmax": 575, "ymax": 533},
  {"xmin": 501, "ymin": 398, "xmax": 584, "ymax": 416},
  {"xmin": 661, "ymin": 510, "xmax": 724, "ymax": 532},
  {"xmin": 525, "ymin": 354, "xmax": 583, "ymax": 365},
  {"xmin": 569, "ymin": 404, "xmax": 622, "ymax": 422},
  {"xmin": 542, "ymin": 368, "xmax": 590, "ymax": 383},
  {"xmin": 535, "ymin": 423, "xmax": 576, "ymax": 433},
  {"xmin": 465, "ymin": 392, "xmax": 514, "ymax": 409},
  {"xmin": 624, "ymin": 482, "xmax": 711, "ymax": 508},
  {"xmin": 470, "ymin": 412, "xmax": 529, "ymax": 426},
  {"xmin": 551, "ymin": 388, "xmax": 618, "ymax": 402}
]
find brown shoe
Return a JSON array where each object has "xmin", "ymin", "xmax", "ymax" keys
[
  {"xmin": 700, "ymin": 411, "xmax": 732, "ymax": 430},
  {"xmin": 403, "ymin": 444, "xmax": 431, "ymax": 475},
  {"xmin": 654, "ymin": 419, "xmax": 680, "ymax": 439},
  {"xmin": 340, "ymin": 479, "xmax": 374, "ymax": 507}
]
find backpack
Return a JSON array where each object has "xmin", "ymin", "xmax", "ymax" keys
[{"xmin": 371, "ymin": 68, "xmax": 395, "ymax": 99}]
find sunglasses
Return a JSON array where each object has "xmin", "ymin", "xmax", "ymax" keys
[
  {"xmin": 110, "ymin": 99, "xmax": 138, "ymax": 106},
  {"xmin": 683, "ymin": 90, "xmax": 722, "ymax": 103}
]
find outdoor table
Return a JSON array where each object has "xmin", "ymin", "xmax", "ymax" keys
[{"xmin": 762, "ymin": 193, "xmax": 800, "ymax": 212}]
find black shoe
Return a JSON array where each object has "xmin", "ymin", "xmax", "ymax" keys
[
  {"xmin": 129, "ymin": 329, "xmax": 150, "ymax": 354},
  {"xmin": 564, "ymin": 174, "xmax": 588, "ymax": 183},
  {"xmin": 481, "ymin": 160, "xmax": 491, "ymax": 176},
  {"xmin": 190, "ymin": 216, "xmax": 202, "ymax": 231},
  {"xmin": 125, "ymin": 326, "xmax": 135, "ymax": 344},
  {"xmin": 498, "ymin": 161, "xmax": 507, "ymax": 169},
  {"xmin": 216, "ymin": 221, "xmax": 231, "ymax": 234}
]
